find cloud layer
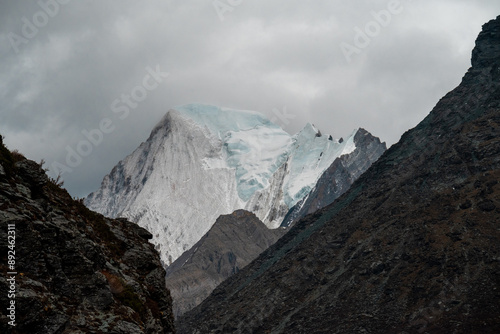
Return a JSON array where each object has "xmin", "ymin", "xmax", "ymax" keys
[{"xmin": 1, "ymin": 0, "xmax": 499, "ymax": 197}]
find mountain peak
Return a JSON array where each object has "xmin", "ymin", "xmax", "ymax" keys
[
  {"xmin": 471, "ymin": 15, "xmax": 500, "ymax": 69},
  {"xmin": 296, "ymin": 122, "xmax": 323, "ymax": 139},
  {"xmin": 87, "ymin": 103, "xmax": 385, "ymax": 264},
  {"xmin": 165, "ymin": 210, "xmax": 284, "ymax": 317},
  {"xmin": 173, "ymin": 103, "xmax": 277, "ymax": 137}
]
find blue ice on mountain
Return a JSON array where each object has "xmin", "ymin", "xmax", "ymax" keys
[{"xmin": 176, "ymin": 104, "xmax": 357, "ymax": 205}]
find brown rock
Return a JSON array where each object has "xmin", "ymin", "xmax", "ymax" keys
[{"xmin": 0, "ymin": 144, "xmax": 175, "ymax": 333}]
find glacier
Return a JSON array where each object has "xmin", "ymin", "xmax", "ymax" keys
[{"xmin": 86, "ymin": 104, "xmax": 363, "ymax": 265}]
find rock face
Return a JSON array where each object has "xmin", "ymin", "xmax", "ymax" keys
[
  {"xmin": 281, "ymin": 128, "xmax": 386, "ymax": 227},
  {"xmin": 0, "ymin": 139, "xmax": 175, "ymax": 333},
  {"xmin": 177, "ymin": 16, "xmax": 500, "ymax": 333},
  {"xmin": 165, "ymin": 210, "xmax": 284, "ymax": 318}
]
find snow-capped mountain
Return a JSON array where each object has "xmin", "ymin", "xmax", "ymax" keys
[{"xmin": 85, "ymin": 104, "xmax": 380, "ymax": 265}]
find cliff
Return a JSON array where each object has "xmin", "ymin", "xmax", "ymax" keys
[{"xmin": 0, "ymin": 138, "xmax": 175, "ymax": 333}]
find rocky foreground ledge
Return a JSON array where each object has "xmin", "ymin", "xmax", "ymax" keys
[{"xmin": 0, "ymin": 137, "xmax": 175, "ymax": 333}]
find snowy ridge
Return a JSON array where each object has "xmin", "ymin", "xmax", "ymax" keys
[
  {"xmin": 282, "ymin": 123, "xmax": 353, "ymax": 208},
  {"xmin": 86, "ymin": 104, "xmax": 361, "ymax": 264}
]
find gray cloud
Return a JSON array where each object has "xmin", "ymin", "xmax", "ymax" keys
[{"xmin": 0, "ymin": 0, "xmax": 499, "ymax": 198}]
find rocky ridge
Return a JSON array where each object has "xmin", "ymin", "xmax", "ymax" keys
[
  {"xmin": 281, "ymin": 128, "xmax": 386, "ymax": 227},
  {"xmin": 0, "ymin": 139, "xmax": 175, "ymax": 333},
  {"xmin": 165, "ymin": 210, "xmax": 284, "ymax": 318}
]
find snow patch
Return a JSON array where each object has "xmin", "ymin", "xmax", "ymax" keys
[{"xmin": 340, "ymin": 129, "xmax": 358, "ymax": 156}]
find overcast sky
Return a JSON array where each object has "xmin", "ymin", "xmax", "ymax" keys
[{"xmin": 0, "ymin": 1, "xmax": 499, "ymax": 198}]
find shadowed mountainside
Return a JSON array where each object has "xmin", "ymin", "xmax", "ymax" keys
[
  {"xmin": 165, "ymin": 210, "xmax": 284, "ymax": 318},
  {"xmin": 178, "ymin": 16, "xmax": 500, "ymax": 334}
]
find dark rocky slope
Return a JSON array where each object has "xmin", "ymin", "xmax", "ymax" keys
[
  {"xmin": 165, "ymin": 210, "xmax": 284, "ymax": 318},
  {"xmin": 178, "ymin": 16, "xmax": 500, "ymax": 333},
  {"xmin": 281, "ymin": 128, "xmax": 386, "ymax": 227},
  {"xmin": 0, "ymin": 139, "xmax": 175, "ymax": 333}
]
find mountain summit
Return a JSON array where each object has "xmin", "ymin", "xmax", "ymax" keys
[
  {"xmin": 165, "ymin": 209, "xmax": 284, "ymax": 318},
  {"xmin": 86, "ymin": 104, "xmax": 385, "ymax": 265}
]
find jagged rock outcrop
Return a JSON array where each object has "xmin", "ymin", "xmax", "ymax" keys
[
  {"xmin": 281, "ymin": 128, "xmax": 386, "ymax": 227},
  {"xmin": 165, "ymin": 210, "xmax": 284, "ymax": 318},
  {"xmin": 178, "ymin": 16, "xmax": 500, "ymax": 333},
  {"xmin": 0, "ymin": 138, "xmax": 175, "ymax": 333}
]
